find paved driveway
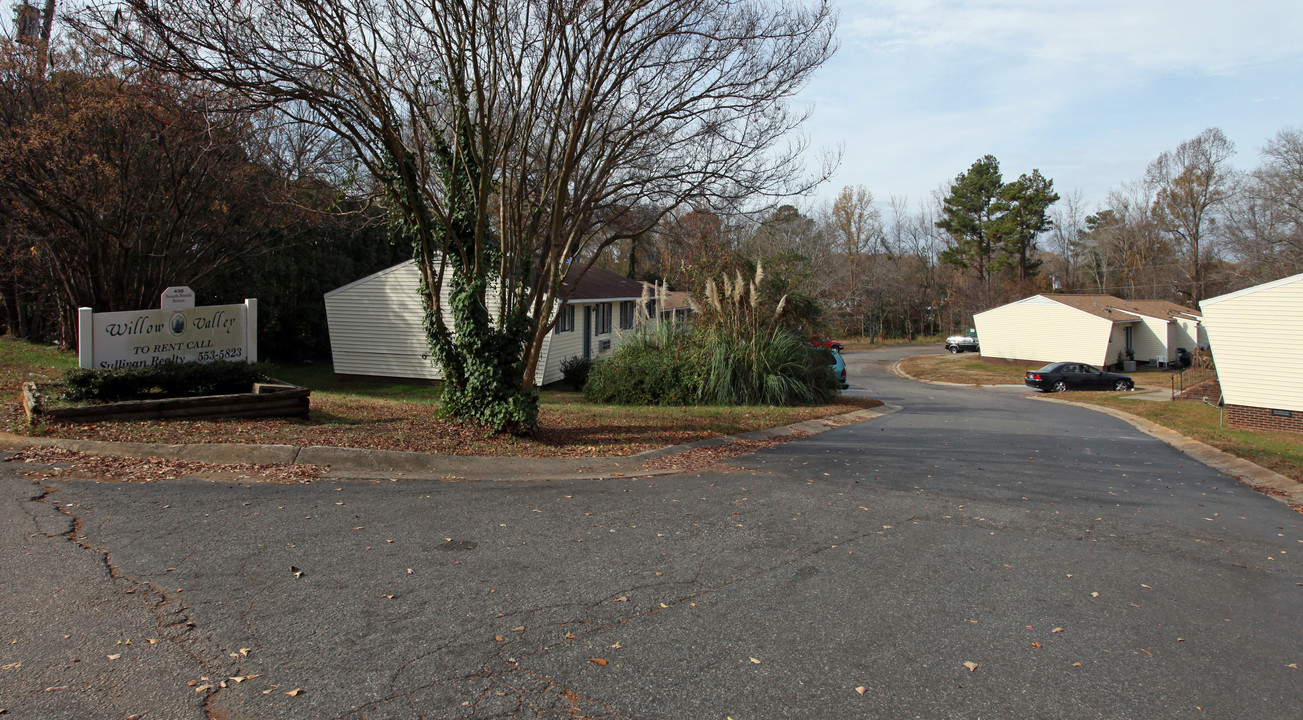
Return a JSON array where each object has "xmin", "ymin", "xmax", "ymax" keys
[{"xmin": 2, "ymin": 346, "xmax": 1300, "ymax": 719}]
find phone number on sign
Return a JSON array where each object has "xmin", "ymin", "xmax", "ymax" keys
[{"xmin": 197, "ymin": 348, "xmax": 244, "ymax": 362}]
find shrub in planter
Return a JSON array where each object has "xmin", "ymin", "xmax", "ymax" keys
[{"xmin": 62, "ymin": 360, "xmax": 272, "ymax": 402}]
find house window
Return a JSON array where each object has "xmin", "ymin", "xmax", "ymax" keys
[
  {"xmin": 595, "ymin": 303, "xmax": 612, "ymax": 335},
  {"xmin": 554, "ymin": 304, "xmax": 574, "ymax": 334},
  {"xmin": 619, "ymin": 301, "xmax": 635, "ymax": 330}
]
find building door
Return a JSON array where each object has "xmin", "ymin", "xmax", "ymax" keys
[
  {"xmin": 1124, "ymin": 326, "xmax": 1134, "ymax": 358},
  {"xmin": 583, "ymin": 305, "xmax": 592, "ymax": 359}
]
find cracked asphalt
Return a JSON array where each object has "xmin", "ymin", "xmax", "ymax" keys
[{"xmin": 2, "ymin": 345, "xmax": 1301, "ymax": 719}]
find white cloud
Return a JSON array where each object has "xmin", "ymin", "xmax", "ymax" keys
[{"xmin": 797, "ymin": 0, "xmax": 1303, "ymax": 209}]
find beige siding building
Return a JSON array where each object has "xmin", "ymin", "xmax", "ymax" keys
[
  {"xmin": 1200, "ymin": 272, "xmax": 1303, "ymax": 433},
  {"xmin": 974, "ymin": 294, "xmax": 1203, "ymax": 368},
  {"xmin": 324, "ymin": 261, "xmax": 646, "ymax": 386}
]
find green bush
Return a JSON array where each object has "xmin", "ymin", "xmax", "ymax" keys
[
  {"xmin": 584, "ymin": 322, "xmax": 835, "ymax": 407},
  {"xmin": 559, "ymin": 355, "xmax": 595, "ymax": 391},
  {"xmin": 62, "ymin": 360, "xmax": 272, "ymax": 402},
  {"xmin": 583, "ymin": 329, "xmax": 704, "ymax": 405}
]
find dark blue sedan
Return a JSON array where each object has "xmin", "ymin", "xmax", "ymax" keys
[{"xmin": 1025, "ymin": 362, "xmax": 1134, "ymax": 392}]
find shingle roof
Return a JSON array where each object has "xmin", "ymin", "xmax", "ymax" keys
[
  {"xmin": 561, "ymin": 264, "xmax": 646, "ymax": 301},
  {"xmin": 1044, "ymin": 294, "xmax": 1199, "ymax": 322}
]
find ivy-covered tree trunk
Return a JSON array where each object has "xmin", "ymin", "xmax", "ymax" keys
[{"xmin": 400, "ymin": 125, "xmax": 539, "ymax": 436}]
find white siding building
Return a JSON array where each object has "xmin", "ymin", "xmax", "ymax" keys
[
  {"xmin": 973, "ymin": 294, "xmax": 1203, "ymax": 368},
  {"xmin": 324, "ymin": 261, "xmax": 647, "ymax": 386},
  {"xmin": 1200, "ymin": 272, "xmax": 1303, "ymax": 433}
]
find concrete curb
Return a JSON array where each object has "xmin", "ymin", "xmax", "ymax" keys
[{"xmin": 0, "ymin": 403, "xmax": 897, "ymax": 482}]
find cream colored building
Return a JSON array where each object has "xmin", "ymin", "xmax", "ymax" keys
[
  {"xmin": 324, "ymin": 260, "xmax": 646, "ymax": 386},
  {"xmin": 973, "ymin": 294, "xmax": 1203, "ymax": 368},
  {"xmin": 1200, "ymin": 272, "xmax": 1303, "ymax": 433}
]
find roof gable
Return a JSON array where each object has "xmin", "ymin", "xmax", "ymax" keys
[{"xmin": 1200, "ymin": 271, "xmax": 1303, "ymax": 307}]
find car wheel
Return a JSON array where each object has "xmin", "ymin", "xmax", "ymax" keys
[
  {"xmin": 1114, "ymin": 379, "xmax": 1131, "ymax": 391},
  {"xmin": 1052, "ymin": 380, "xmax": 1067, "ymax": 393},
  {"xmin": 947, "ymin": 345, "xmax": 959, "ymax": 354}
]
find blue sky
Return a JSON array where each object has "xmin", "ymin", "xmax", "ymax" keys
[{"xmin": 796, "ymin": 0, "xmax": 1303, "ymax": 211}]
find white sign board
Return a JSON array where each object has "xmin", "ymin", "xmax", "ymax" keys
[
  {"xmin": 79, "ymin": 300, "xmax": 258, "ymax": 370},
  {"xmin": 161, "ymin": 286, "xmax": 196, "ymax": 310}
]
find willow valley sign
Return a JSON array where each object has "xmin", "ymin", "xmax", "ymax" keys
[{"xmin": 78, "ymin": 288, "xmax": 258, "ymax": 369}]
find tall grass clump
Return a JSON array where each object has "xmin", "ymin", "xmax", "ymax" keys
[{"xmin": 585, "ymin": 266, "xmax": 838, "ymax": 406}]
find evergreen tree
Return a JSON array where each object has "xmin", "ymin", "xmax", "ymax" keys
[
  {"xmin": 989, "ymin": 170, "xmax": 1059, "ymax": 281},
  {"xmin": 936, "ymin": 155, "xmax": 1004, "ymax": 283}
]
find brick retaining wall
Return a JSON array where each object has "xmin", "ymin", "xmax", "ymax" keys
[{"xmin": 1226, "ymin": 404, "xmax": 1303, "ymax": 434}]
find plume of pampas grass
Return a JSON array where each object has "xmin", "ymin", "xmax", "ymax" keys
[
  {"xmin": 775, "ymin": 295, "xmax": 788, "ymax": 318},
  {"xmin": 705, "ymin": 278, "xmax": 721, "ymax": 312}
]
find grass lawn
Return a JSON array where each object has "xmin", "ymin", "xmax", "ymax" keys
[
  {"xmin": 899, "ymin": 351, "xmax": 1303, "ymax": 484},
  {"xmin": 1, "ymin": 336, "xmax": 880, "ymax": 458}
]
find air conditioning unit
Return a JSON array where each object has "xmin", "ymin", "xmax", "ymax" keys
[{"xmin": 599, "ymin": 339, "xmax": 611, "ymax": 351}]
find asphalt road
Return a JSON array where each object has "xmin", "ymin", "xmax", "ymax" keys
[{"xmin": 2, "ymin": 346, "xmax": 1300, "ymax": 719}]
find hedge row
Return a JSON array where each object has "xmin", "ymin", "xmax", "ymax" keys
[{"xmin": 62, "ymin": 360, "xmax": 272, "ymax": 402}]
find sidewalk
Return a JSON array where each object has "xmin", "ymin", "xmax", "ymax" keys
[{"xmin": 0, "ymin": 405, "xmax": 898, "ymax": 482}]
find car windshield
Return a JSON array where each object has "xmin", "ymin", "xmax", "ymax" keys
[{"xmin": 1035, "ymin": 364, "xmax": 1062, "ymax": 372}]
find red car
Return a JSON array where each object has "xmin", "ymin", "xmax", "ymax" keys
[{"xmin": 810, "ymin": 335, "xmax": 844, "ymax": 351}]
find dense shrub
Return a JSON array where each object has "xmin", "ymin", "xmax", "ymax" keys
[
  {"xmin": 584, "ymin": 269, "xmax": 838, "ymax": 406},
  {"xmin": 62, "ymin": 360, "xmax": 272, "ymax": 402},
  {"xmin": 583, "ymin": 326, "xmax": 704, "ymax": 405},
  {"xmin": 559, "ymin": 355, "xmax": 595, "ymax": 391}
]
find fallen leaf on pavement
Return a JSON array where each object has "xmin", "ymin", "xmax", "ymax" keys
[
  {"xmin": 749, "ymin": 657, "xmax": 761, "ymax": 664},
  {"xmin": 239, "ymin": 648, "xmax": 251, "ymax": 656},
  {"xmin": 107, "ymin": 654, "xmax": 121, "ymax": 660},
  {"xmin": 611, "ymin": 642, "xmax": 622, "ymax": 649},
  {"xmin": 963, "ymin": 662, "xmax": 978, "ymax": 672},
  {"xmin": 284, "ymin": 688, "xmax": 302, "ymax": 697},
  {"xmin": 1052, "ymin": 627, "xmax": 1063, "ymax": 633},
  {"xmin": 588, "ymin": 658, "xmax": 608, "ymax": 666},
  {"xmin": 1030, "ymin": 643, "xmax": 1041, "ymax": 648},
  {"xmin": 855, "ymin": 686, "xmax": 866, "ymax": 695}
]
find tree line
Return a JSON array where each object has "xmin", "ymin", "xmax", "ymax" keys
[{"xmin": 596, "ymin": 125, "xmax": 1302, "ymax": 342}]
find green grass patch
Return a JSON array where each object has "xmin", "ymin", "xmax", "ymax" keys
[
  {"xmin": 0, "ymin": 336, "xmax": 77, "ymax": 399},
  {"xmin": 898, "ymin": 353, "xmax": 1029, "ymax": 385},
  {"xmin": 266, "ymin": 362, "xmax": 445, "ymax": 405}
]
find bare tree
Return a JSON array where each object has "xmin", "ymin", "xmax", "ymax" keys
[
  {"xmin": 1145, "ymin": 127, "xmax": 1237, "ymax": 303},
  {"xmin": 84, "ymin": 0, "xmax": 837, "ymax": 433},
  {"xmin": 1046, "ymin": 189, "xmax": 1086, "ymax": 291},
  {"xmin": 825, "ymin": 184, "xmax": 882, "ymax": 334},
  {"xmin": 1226, "ymin": 127, "xmax": 1303, "ymax": 279}
]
